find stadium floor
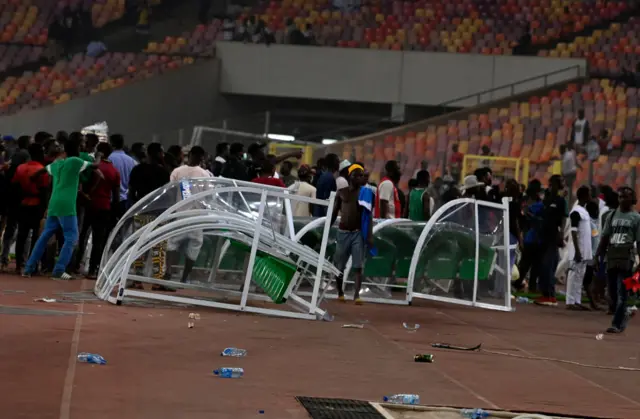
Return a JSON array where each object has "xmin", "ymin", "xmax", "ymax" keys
[{"xmin": 0, "ymin": 274, "xmax": 638, "ymax": 419}]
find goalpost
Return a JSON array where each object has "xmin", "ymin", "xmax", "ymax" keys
[{"xmin": 461, "ymin": 155, "xmax": 530, "ymax": 186}]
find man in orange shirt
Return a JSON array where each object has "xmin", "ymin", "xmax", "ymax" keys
[{"xmin": 12, "ymin": 143, "xmax": 51, "ymax": 274}]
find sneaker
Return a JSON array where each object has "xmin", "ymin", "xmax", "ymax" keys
[
  {"xmin": 534, "ymin": 296, "xmax": 557, "ymax": 306},
  {"xmin": 354, "ymin": 298, "xmax": 364, "ymax": 305},
  {"xmin": 21, "ymin": 271, "xmax": 32, "ymax": 278},
  {"xmin": 52, "ymin": 272, "xmax": 74, "ymax": 280},
  {"xmin": 606, "ymin": 327, "xmax": 623, "ymax": 334},
  {"xmin": 337, "ymin": 294, "xmax": 345, "ymax": 302}
]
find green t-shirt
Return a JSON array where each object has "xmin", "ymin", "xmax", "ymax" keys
[
  {"xmin": 46, "ymin": 157, "xmax": 90, "ymax": 217},
  {"xmin": 79, "ymin": 152, "xmax": 95, "ymax": 185},
  {"xmin": 408, "ymin": 188, "xmax": 426, "ymax": 221}
]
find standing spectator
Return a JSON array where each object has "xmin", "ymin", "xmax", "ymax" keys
[
  {"xmin": 596, "ymin": 186, "xmax": 640, "ymax": 333},
  {"xmin": 407, "ymin": 170, "xmax": 432, "ymax": 221},
  {"xmin": 131, "ymin": 142, "xmax": 146, "ymax": 163},
  {"xmin": 12, "ymin": 144, "xmax": 50, "ymax": 274},
  {"xmin": 313, "ymin": 154, "xmax": 340, "ymax": 217},
  {"xmin": 570, "ymin": 109, "xmax": 590, "ymax": 152},
  {"xmin": 586, "ymin": 135, "xmax": 600, "ymax": 162},
  {"xmin": 252, "ymin": 161, "xmax": 286, "ymax": 187},
  {"xmin": 565, "ymin": 186, "xmax": 592, "ymax": 310},
  {"xmin": 336, "ymin": 160, "xmax": 351, "ymax": 191},
  {"xmin": 293, "ymin": 165, "xmax": 316, "ymax": 217},
  {"xmin": 84, "ymin": 134, "xmax": 99, "ymax": 158},
  {"xmin": 221, "ymin": 143, "xmax": 249, "ymax": 180},
  {"xmin": 0, "ymin": 135, "xmax": 31, "ymax": 271},
  {"xmin": 514, "ymin": 181, "xmax": 544, "ymax": 292},
  {"xmin": 128, "ymin": 143, "xmax": 171, "ymax": 290},
  {"xmin": 534, "ymin": 175, "xmax": 566, "ymax": 306},
  {"xmin": 165, "ymin": 146, "xmax": 211, "ymax": 284},
  {"xmin": 449, "ymin": 144, "xmax": 463, "ymax": 183},
  {"xmin": 280, "ymin": 161, "xmax": 297, "ymax": 187},
  {"xmin": 375, "ymin": 160, "xmax": 401, "ymax": 219},
  {"xmin": 109, "ymin": 134, "xmax": 137, "ymax": 216},
  {"xmin": 211, "ymin": 142, "xmax": 229, "ymax": 177},
  {"xmin": 285, "ymin": 18, "xmax": 305, "ymax": 44},
  {"xmin": 246, "ymin": 142, "xmax": 302, "ymax": 181},
  {"xmin": 165, "ymin": 145, "xmax": 184, "ymax": 172},
  {"xmin": 75, "ymin": 142, "xmax": 120, "ymax": 278},
  {"xmin": 584, "ymin": 200, "xmax": 601, "ymax": 310},
  {"xmin": 560, "ymin": 143, "xmax": 581, "ymax": 203},
  {"xmin": 479, "ymin": 145, "xmax": 494, "ymax": 168},
  {"xmin": 22, "ymin": 138, "xmax": 102, "ymax": 280}
]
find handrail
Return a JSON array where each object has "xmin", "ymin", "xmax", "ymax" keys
[{"xmin": 315, "ymin": 63, "xmax": 583, "ymax": 149}]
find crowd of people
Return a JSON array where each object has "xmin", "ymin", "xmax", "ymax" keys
[{"xmin": 0, "ymin": 131, "xmax": 636, "ymax": 332}]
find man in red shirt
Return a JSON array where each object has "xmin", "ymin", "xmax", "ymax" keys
[
  {"xmin": 449, "ymin": 144, "xmax": 464, "ymax": 183},
  {"xmin": 12, "ymin": 143, "xmax": 50, "ymax": 274},
  {"xmin": 76, "ymin": 142, "xmax": 120, "ymax": 278},
  {"xmin": 251, "ymin": 160, "xmax": 286, "ymax": 188}
]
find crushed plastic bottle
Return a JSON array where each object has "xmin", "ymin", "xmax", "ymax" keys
[
  {"xmin": 515, "ymin": 296, "xmax": 531, "ymax": 304},
  {"xmin": 402, "ymin": 323, "xmax": 420, "ymax": 331},
  {"xmin": 77, "ymin": 352, "xmax": 107, "ymax": 365},
  {"xmin": 383, "ymin": 394, "xmax": 420, "ymax": 405},
  {"xmin": 460, "ymin": 408, "xmax": 490, "ymax": 418},
  {"xmin": 213, "ymin": 367, "xmax": 244, "ymax": 378},
  {"xmin": 221, "ymin": 347, "xmax": 247, "ymax": 357}
]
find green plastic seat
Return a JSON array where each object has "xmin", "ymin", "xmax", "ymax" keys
[
  {"xmin": 378, "ymin": 227, "xmax": 418, "ymax": 279},
  {"xmin": 252, "ymin": 255, "xmax": 297, "ymax": 304},
  {"xmin": 363, "ymin": 237, "xmax": 396, "ymax": 277},
  {"xmin": 219, "ymin": 239, "xmax": 250, "ymax": 271}
]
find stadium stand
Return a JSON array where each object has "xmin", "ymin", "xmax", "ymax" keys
[
  {"xmin": 540, "ymin": 18, "xmax": 640, "ymax": 78},
  {"xmin": 325, "ymin": 78, "xmax": 639, "ymax": 194}
]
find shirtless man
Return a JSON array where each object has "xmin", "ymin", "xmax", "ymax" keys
[{"xmin": 330, "ymin": 164, "xmax": 372, "ymax": 304}]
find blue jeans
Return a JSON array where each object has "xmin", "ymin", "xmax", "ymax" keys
[
  {"xmin": 539, "ymin": 244, "xmax": 559, "ymax": 297},
  {"xmin": 607, "ymin": 268, "xmax": 631, "ymax": 330},
  {"xmin": 25, "ymin": 215, "xmax": 78, "ymax": 275}
]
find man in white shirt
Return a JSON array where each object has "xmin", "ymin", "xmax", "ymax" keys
[
  {"xmin": 566, "ymin": 186, "xmax": 592, "ymax": 310},
  {"xmin": 292, "ymin": 165, "xmax": 316, "ymax": 217},
  {"xmin": 165, "ymin": 146, "xmax": 212, "ymax": 284},
  {"xmin": 375, "ymin": 160, "xmax": 401, "ymax": 219},
  {"xmin": 336, "ymin": 159, "xmax": 351, "ymax": 191},
  {"xmin": 560, "ymin": 143, "xmax": 580, "ymax": 203},
  {"xmin": 571, "ymin": 109, "xmax": 590, "ymax": 152}
]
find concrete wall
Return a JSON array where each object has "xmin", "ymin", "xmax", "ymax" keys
[
  {"xmin": 0, "ymin": 60, "xmax": 224, "ymax": 145},
  {"xmin": 216, "ymin": 42, "xmax": 587, "ymax": 107}
]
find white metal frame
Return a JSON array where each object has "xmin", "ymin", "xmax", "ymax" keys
[
  {"xmin": 407, "ymin": 197, "xmax": 515, "ymax": 312},
  {"xmin": 95, "ymin": 178, "xmax": 339, "ymax": 321},
  {"xmin": 292, "ymin": 197, "xmax": 515, "ymax": 311}
]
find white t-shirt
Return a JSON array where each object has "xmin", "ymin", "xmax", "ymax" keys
[
  {"xmin": 336, "ymin": 176, "xmax": 348, "ymax": 191},
  {"xmin": 293, "ymin": 181, "xmax": 316, "ymax": 217},
  {"xmin": 170, "ymin": 165, "xmax": 211, "ymax": 182},
  {"xmin": 573, "ymin": 119, "xmax": 587, "ymax": 145},
  {"xmin": 378, "ymin": 179, "xmax": 396, "ymax": 219}
]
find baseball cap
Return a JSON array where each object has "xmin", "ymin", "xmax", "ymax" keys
[
  {"xmin": 339, "ymin": 159, "xmax": 351, "ymax": 171},
  {"xmin": 247, "ymin": 142, "xmax": 266, "ymax": 156}
]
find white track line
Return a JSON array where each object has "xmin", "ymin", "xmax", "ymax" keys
[{"xmin": 59, "ymin": 280, "xmax": 87, "ymax": 419}]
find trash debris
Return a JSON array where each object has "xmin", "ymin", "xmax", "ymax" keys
[
  {"xmin": 77, "ymin": 352, "xmax": 107, "ymax": 365},
  {"xmin": 383, "ymin": 394, "xmax": 420, "ymax": 405},
  {"xmin": 515, "ymin": 296, "xmax": 531, "ymax": 304},
  {"xmin": 213, "ymin": 367, "xmax": 244, "ymax": 378},
  {"xmin": 402, "ymin": 322, "xmax": 420, "ymax": 331},
  {"xmin": 460, "ymin": 408, "xmax": 489, "ymax": 418},
  {"xmin": 596, "ymin": 333, "xmax": 603, "ymax": 340},
  {"xmin": 414, "ymin": 354, "xmax": 435, "ymax": 363},
  {"xmin": 627, "ymin": 306, "xmax": 638, "ymax": 317},
  {"xmin": 188, "ymin": 322, "xmax": 195, "ymax": 328},
  {"xmin": 188, "ymin": 312, "xmax": 201, "ymax": 320},
  {"xmin": 221, "ymin": 347, "xmax": 247, "ymax": 357},
  {"xmin": 33, "ymin": 298, "xmax": 57, "ymax": 303},
  {"xmin": 432, "ymin": 342, "xmax": 482, "ymax": 351},
  {"xmin": 258, "ymin": 410, "xmax": 265, "ymax": 414},
  {"xmin": 358, "ymin": 319, "xmax": 369, "ymax": 324},
  {"xmin": 342, "ymin": 324, "xmax": 364, "ymax": 329}
]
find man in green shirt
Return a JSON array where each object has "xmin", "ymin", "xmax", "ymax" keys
[
  {"xmin": 407, "ymin": 170, "xmax": 432, "ymax": 222},
  {"xmin": 596, "ymin": 186, "xmax": 640, "ymax": 333},
  {"xmin": 23, "ymin": 137, "xmax": 101, "ymax": 280}
]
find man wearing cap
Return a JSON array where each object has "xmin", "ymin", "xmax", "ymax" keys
[
  {"xmin": 330, "ymin": 163, "xmax": 371, "ymax": 304},
  {"xmin": 293, "ymin": 164, "xmax": 316, "ymax": 217},
  {"xmin": 336, "ymin": 160, "xmax": 351, "ymax": 191}
]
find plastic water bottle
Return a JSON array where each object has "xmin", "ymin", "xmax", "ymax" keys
[
  {"xmin": 77, "ymin": 353, "xmax": 107, "ymax": 365},
  {"xmin": 213, "ymin": 367, "xmax": 244, "ymax": 378},
  {"xmin": 383, "ymin": 394, "xmax": 420, "ymax": 405},
  {"xmin": 460, "ymin": 408, "xmax": 490, "ymax": 418},
  {"xmin": 516, "ymin": 296, "xmax": 531, "ymax": 304},
  {"xmin": 221, "ymin": 347, "xmax": 247, "ymax": 357}
]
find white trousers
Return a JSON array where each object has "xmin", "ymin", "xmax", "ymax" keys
[{"xmin": 566, "ymin": 260, "xmax": 587, "ymax": 305}]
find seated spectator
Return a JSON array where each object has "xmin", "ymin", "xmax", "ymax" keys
[{"xmin": 286, "ymin": 18, "xmax": 305, "ymax": 45}]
